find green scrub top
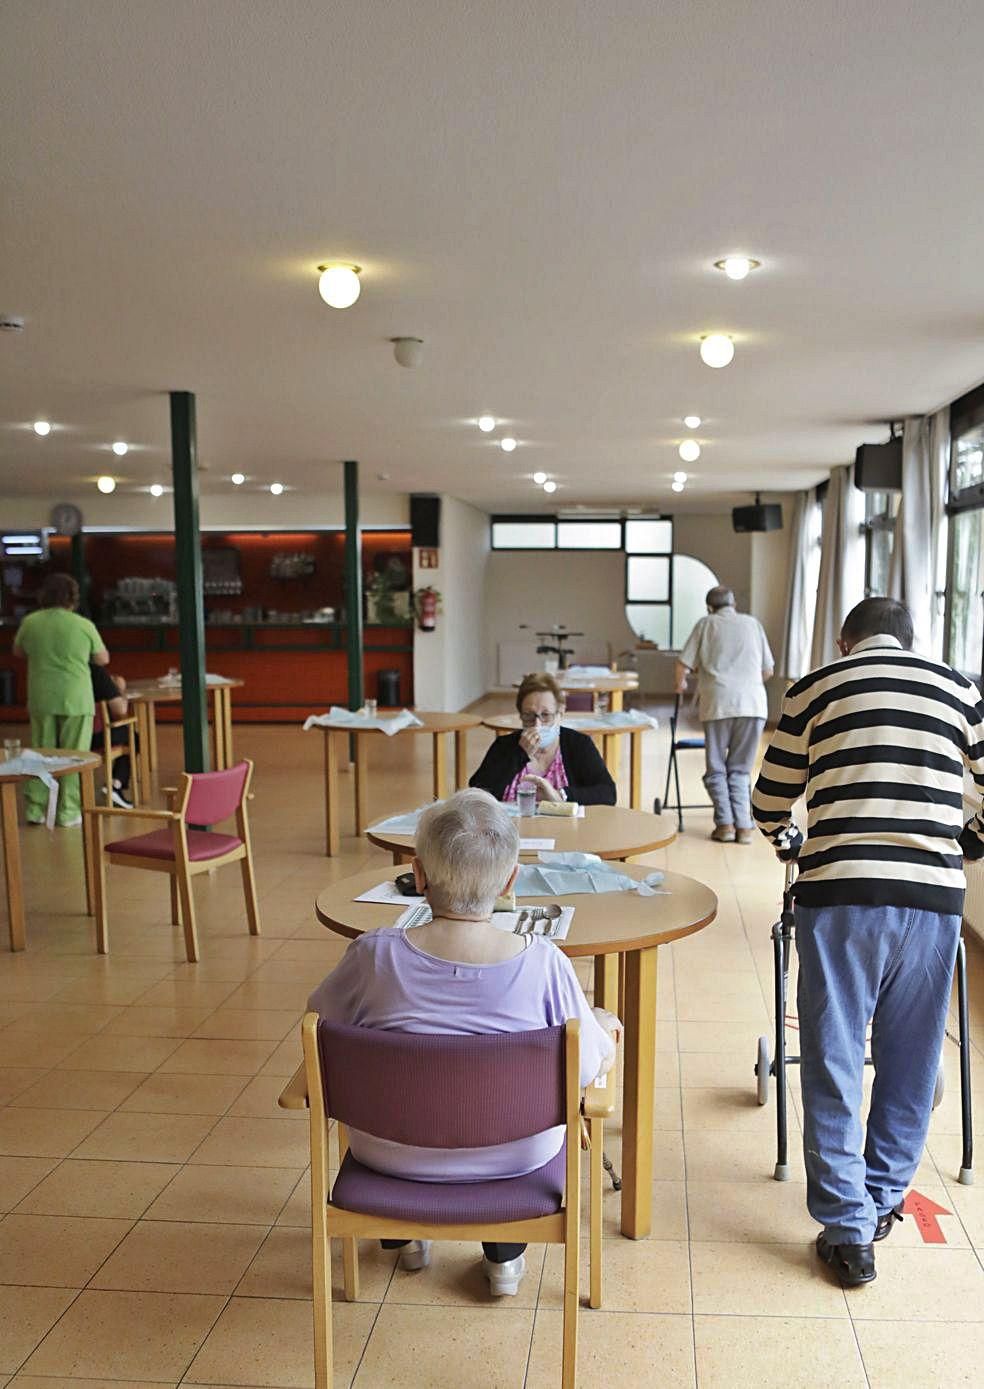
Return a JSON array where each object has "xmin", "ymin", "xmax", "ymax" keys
[{"xmin": 14, "ymin": 608, "xmax": 106, "ymax": 716}]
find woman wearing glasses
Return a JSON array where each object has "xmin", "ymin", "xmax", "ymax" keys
[{"xmin": 469, "ymin": 671, "xmax": 616, "ymax": 805}]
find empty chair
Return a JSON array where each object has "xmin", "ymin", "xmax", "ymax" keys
[
  {"xmin": 86, "ymin": 758, "xmax": 260, "ymax": 961},
  {"xmin": 653, "ymin": 694, "xmax": 711, "ymax": 832}
]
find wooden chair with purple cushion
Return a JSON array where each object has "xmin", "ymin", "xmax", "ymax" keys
[
  {"xmin": 86, "ymin": 758, "xmax": 260, "ymax": 962},
  {"xmin": 283, "ymin": 1014, "xmax": 584, "ymax": 1388},
  {"xmin": 93, "ymin": 698, "xmax": 141, "ymax": 806}
]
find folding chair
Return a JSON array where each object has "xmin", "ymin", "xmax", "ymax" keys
[{"xmin": 652, "ymin": 694, "xmax": 712, "ymax": 831}]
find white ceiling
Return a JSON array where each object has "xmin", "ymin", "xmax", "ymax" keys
[{"xmin": 3, "ymin": 0, "xmax": 984, "ymax": 516}]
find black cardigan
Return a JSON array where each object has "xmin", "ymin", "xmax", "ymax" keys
[{"xmin": 469, "ymin": 727, "xmax": 617, "ymax": 806}]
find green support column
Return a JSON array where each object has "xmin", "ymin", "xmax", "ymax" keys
[
  {"xmin": 70, "ymin": 533, "xmax": 91, "ymax": 617},
  {"xmin": 170, "ymin": 391, "xmax": 209, "ymax": 772},
  {"xmin": 343, "ymin": 459, "xmax": 364, "ymax": 711}
]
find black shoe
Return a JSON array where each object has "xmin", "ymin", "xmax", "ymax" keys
[
  {"xmin": 874, "ymin": 1204, "xmax": 904, "ymax": 1242},
  {"xmin": 816, "ymin": 1232, "xmax": 876, "ymax": 1286}
]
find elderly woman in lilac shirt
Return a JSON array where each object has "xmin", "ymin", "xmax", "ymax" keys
[{"xmin": 307, "ymin": 788, "xmax": 617, "ymax": 1298}]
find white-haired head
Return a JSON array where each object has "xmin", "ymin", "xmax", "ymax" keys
[{"xmin": 415, "ymin": 789, "xmax": 519, "ymax": 917}]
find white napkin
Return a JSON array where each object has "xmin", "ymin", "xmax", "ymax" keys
[
  {"xmin": 570, "ymin": 711, "xmax": 658, "ymax": 730},
  {"xmin": 514, "ymin": 852, "xmax": 666, "ymax": 897},
  {"xmin": 303, "ymin": 706, "xmax": 424, "ymax": 737},
  {"xmin": 4, "ymin": 750, "xmax": 88, "ymax": 829}
]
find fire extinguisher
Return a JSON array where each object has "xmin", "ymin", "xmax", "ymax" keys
[{"xmin": 414, "ymin": 586, "xmax": 441, "ymax": 632}]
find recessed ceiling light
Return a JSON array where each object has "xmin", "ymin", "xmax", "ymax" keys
[
  {"xmin": 477, "ymin": 415, "xmax": 496, "ymax": 432},
  {"xmin": 33, "ymin": 420, "xmax": 51, "ymax": 436},
  {"xmin": 714, "ymin": 256, "xmax": 761, "ymax": 280},
  {"xmin": 678, "ymin": 439, "xmax": 701, "ymax": 463},
  {"xmin": 96, "ymin": 476, "xmax": 116, "ymax": 494},
  {"xmin": 673, "ymin": 471, "xmax": 688, "ymax": 484},
  {"xmin": 532, "ymin": 471, "xmax": 547, "ymax": 485},
  {"xmin": 500, "ymin": 436, "xmax": 517, "ymax": 452},
  {"xmin": 231, "ymin": 472, "xmax": 246, "ymax": 485},
  {"xmin": 542, "ymin": 479, "xmax": 557, "ymax": 494},
  {"xmin": 112, "ymin": 441, "xmax": 129, "ymax": 457},
  {"xmin": 317, "ymin": 263, "xmax": 361, "ymax": 308},
  {"xmin": 270, "ymin": 482, "xmax": 285, "ymax": 495},
  {"xmin": 671, "ymin": 480, "xmax": 686, "ymax": 493},
  {"xmin": 699, "ymin": 334, "xmax": 735, "ymax": 368},
  {"xmin": 150, "ymin": 483, "xmax": 164, "ymax": 498},
  {"xmin": 683, "ymin": 415, "xmax": 701, "ymax": 430}
]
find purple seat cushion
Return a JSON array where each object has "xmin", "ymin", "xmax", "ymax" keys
[
  {"xmin": 329, "ymin": 1142, "xmax": 566, "ymax": 1224},
  {"xmin": 106, "ymin": 828, "xmax": 243, "ymax": 862}
]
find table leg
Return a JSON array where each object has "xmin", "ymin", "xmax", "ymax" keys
[
  {"xmin": 354, "ymin": 739, "xmax": 369, "ymax": 836},
  {"xmin": 223, "ymin": 687, "xmax": 235, "ymax": 765},
  {"xmin": 324, "ymin": 731, "xmax": 340, "ymax": 856},
  {"xmin": 148, "ymin": 703, "xmax": 159, "ymax": 772},
  {"xmin": 136, "ymin": 703, "xmax": 153, "ymax": 804},
  {"xmin": 454, "ymin": 730, "xmax": 468, "ymax": 790},
  {"xmin": 620, "ymin": 945, "xmax": 658, "ymax": 1238},
  {"xmin": 211, "ymin": 688, "xmax": 226, "ymax": 770},
  {"xmin": 80, "ymin": 766, "xmax": 96, "ymax": 916},
  {"xmin": 1, "ymin": 782, "xmax": 25, "ymax": 952},
  {"xmin": 432, "ymin": 732, "xmax": 448, "ymax": 801},
  {"xmin": 629, "ymin": 730, "xmax": 643, "ymax": 811},
  {"xmin": 593, "ymin": 954, "xmax": 620, "ymax": 1015},
  {"xmin": 611, "ymin": 690, "xmax": 624, "ymax": 712}
]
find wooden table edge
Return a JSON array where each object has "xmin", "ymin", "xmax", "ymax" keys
[{"xmin": 364, "ymin": 826, "xmax": 677, "ymax": 859}]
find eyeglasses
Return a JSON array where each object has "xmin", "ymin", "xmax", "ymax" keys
[{"xmin": 520, "ymin": 712, "xmax": 557, "ymax": 727}]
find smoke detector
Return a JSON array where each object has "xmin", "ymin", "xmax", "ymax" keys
[
  {"xmin": 0, "ymin": 315, "xmax": 25, "ymax": 333},
  {"xmin": 390, "ymin": 336, "xmax": 424, "ymax": 368}
]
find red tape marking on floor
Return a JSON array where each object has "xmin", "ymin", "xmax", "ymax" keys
[{"xmin": 901, "ymin": 1189, "xmax": 951, "ymax": 1244}]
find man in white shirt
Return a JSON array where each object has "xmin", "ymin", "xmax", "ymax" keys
[{"xmin": 675, "ymin": 586, "xmax": 774, "ymax": 843}]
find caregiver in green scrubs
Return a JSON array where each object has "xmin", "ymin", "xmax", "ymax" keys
[{"xmin": 13, "ymin": 573, "xmax": 110, "ymax": 826}]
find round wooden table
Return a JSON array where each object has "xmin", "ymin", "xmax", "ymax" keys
[
  {"xmin": 312, "ymin": 711, "xmax": 483, "ymax": 856},
  {"xmin": 481, "ymin": 713, "xmax": 656, "ymax": 809},
  {"xmin": 367, "ymin": 803, "xmax": 675, "ymax": 864},
  {"xmin": 315, "ymin": 863, "xmax": 717, "ymax": 1239},
  {"xmin": 551, "ymin": 671, "xmax": 640, "ymax": 712},
  {"xmin": 127, "ymin": 677, "xmax": 243, "ymax": 797},
  {"xmin": 0, "ymin": 749, "xmax": 101, "ymax": 952}
]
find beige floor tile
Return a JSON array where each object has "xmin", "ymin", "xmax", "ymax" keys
[
  {"xmin": 875, "ymin": 1183, "xmax": 969, "ymax": 1249},
  {"xmin": 0, "ymin": 1032, "xmax": 85, "ymax": 1068},
  {"xmin": 680, "ymin": 1049, "xmax": 767, "ymax": 1089},
  {"xmin": 592, "ymin": 1180, "xmax": 688, "ymax": 1241},
  {"xmin": 683, "ymin": 1128, "xmax": 807, "ymax": 1183},
  {"xmin": 92, "ymin": 1218, "xmax": 268, "ymax": 1294},
  {"xmin": 691, "ymin": 1241, "xmax": 849, "ymax": 1317},
  {"xmin": 120, "ymin": 1072, "xmax": 248, "ymax": 1116},
  {"xmin": 854, "ymin": 1319, "xmax": 984, "ymax": 1387},
  {"xmin": 526, "ymin": 1309, "xmax": 695, "ymax": 1389},
  {"xmin": 0, "ymin": 1285, "xmax": 78, "ymax": 1374},
  {"xmin": 0, "ymin": 1068, "xmax": 48, "ymax": 1104},
  {"xmin": 845, "ymin": 1245, "xmax": 984, "ymax": 1320},
  {"xmin": 10, "ymin": 1068, "xmax": 148, "ymax": 1110},
  {"xmin": 1, "ymin": 1002, "xmax": 123, "ymax": 1035},
  {"xmin": 275, "ymin": 1172, "xmax": 313, "ymax": 1227},
  {"xmin": 258, "ymin": 1034, "xmax": 304, "ymax": 1077},
  {"xmin": 677, "ymin": 1019, "xmax": 770, "ymax": 1054},
  {"xmin": 694, "ymin": 1314, "xmax": 866, "ymax": 1388},
  {"xmin": 191, "ymin": 1007, "xmax": 300, "ymax": 1041},
  {"xmin": 540, "ymin": 1237, "xmax": 691, "ymax": 1314},
  {"xmin": 0, "ymin": 1212, "xmax": 132, "ymax": 1286},
  {"xmin": 221, "ymin": 980, "xmax": 312, "ymax": 1011},
  {"xmin": 145, "ymin": 1163, "xmax": 302, "ymax": 1225},
  {"xmin": 228, "ymin": 1073, "xmax": 306, "ymax": 1118},
  {"xmin": 382, "ymin": 1241, "xmax": 545, "ymax": 1310},
  {"xmin": 187, "ymin": 1295, "xmax": 375, "ymax": 1388},
  {"xmin": 102, "ymin": 1003, "xmax": 219, "ymax": 1037},
  {"xmin": 948, "ymin": 1183, "xmax": 984, "ymax": 1248},
  {"xmin": 158, "ymin": 1037, "xmax": 279, "ymax": 1075},
  {"xmin": 354, "ymin": 1304, "xmax": 532, "ymax": 1389},
  {"xmin": 189, "ymin": 1115, "xmax": 311, "ymax": 1167},
  {"xmin": 9, "ymin": 1378, "xmax": 176, "ymax": 1389},
  {"xmin": 21, "ymin": 1289, "xmax": 226, "ymax": 1380},
  {"xmin": 136, "ymin": 980, "xmax": 238, "ymax": 1008},
  {"xmin": 687, "ymin": 1179, "xmax": 818, "ymax": 1243},
  {"xmin": 683, "ymin": 1086, "xmax": 801, "ymax": 1133},
  {"xmin": 73, "ymin": 1111, "xmax": 216, "ymax": 1163},
  {"xmin": 56, "ymin": 1033, "xmax": 181, "ymax": 1072},
  {"xmin": 0, "ymin": 1107, "xmax": 108, "ymax": 1158},
  {"xmin": 237, "ymin": 1226, "xmax": 397, "ymax": 1303},
  {"xmin": 16, "ymin": 1158, "xmax": 180, "ymax": 1218},
  {"xmin": 0, "ymin": 1154, "xmax": 59, "ymax": 1210}
]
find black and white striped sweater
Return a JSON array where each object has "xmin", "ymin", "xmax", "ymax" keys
[{"xmin": 752, "ymin": 634, "xmax": 984, "ymax": 914}]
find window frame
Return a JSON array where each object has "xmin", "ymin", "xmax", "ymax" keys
[{"xmin": 489, "ymin": 515, "xmax": 559, "ymax": 550}]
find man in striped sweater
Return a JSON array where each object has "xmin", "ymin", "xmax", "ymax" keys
[{"xmin": 752, "ymin": 597, "xmax": 983, "ymax": 1287}]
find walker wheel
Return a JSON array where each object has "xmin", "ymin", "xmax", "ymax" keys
[
  {"xmin": 755, "ymin": 1036, "xmax": 770, "ymax": 1105},
  {"xmin": 932, "ymin": 1062, "xmax": 945, "ymax": 1110}
]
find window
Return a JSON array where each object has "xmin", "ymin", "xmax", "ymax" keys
[
  {"xmin": 555, "ymin": 520, "xmax": 622, "ymax": 549},
  {"xmin": 626, "ymin": 555, "xmax": 670, "ymax": 602},
  {"xmin": 953, "ymin": 425, "xmax": 984, "ymax": 494},
  {"xmin": 670, "ymin": 555, "xmax": 719, "ymax": 648},
  {"xmin": 862, "ymin": 490, "xmax": 899, "ymax": 598},
  {"xmin": 946, "ymin": 507, "xmax": 984, "ymax": 679},
  {"xmin": 490, "ymin": 519, "xmax": 557, "ymax": 549},
  {"xmin": 624, "ymin": 519, "xmax": 673, "ymax": 554}
]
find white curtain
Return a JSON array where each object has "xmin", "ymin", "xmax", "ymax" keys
[
  {"xmin": 888, "ymin": 408, "xmax": 949, "ymax": 657},
  {"xmin": 781, "ymin": 490, "xmax": 822, "ymax": 680},
  {"xmin": 811, "ymin": 463, "xmax": 866, "ymax": 668}
]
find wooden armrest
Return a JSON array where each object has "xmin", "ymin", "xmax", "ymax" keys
[
  {"xmin": 108, "ymin": 715, "xmax": 138, "ymax": 730},
  {"xmin": 85, "ymin": 806, "xmax": 179, "ymax": 821},
  {"xmin": 583, "ymin": 1033, "xmax": 621, "ymax": 1120},
  {"xmin": 278, "ymin": 1062, "xmax": 309, "ymax": 1110}
]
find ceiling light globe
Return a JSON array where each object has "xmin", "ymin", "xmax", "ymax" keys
[
  {"xmin": 542, "ymin": 479, "xmax": 557, "ymax": 494},
  {"xmin": 33, "ymin": 420, "xmax": 51, "ymax": 436},
  {"xmin": 318, "ymin": 264, "xmax": 361, "ymax": 309},
  {"xmin": 270, "ymin": 482, "xmax": 285, "ymax": 496},
  {"xmin": 532, "ymin": 471, "xmax": 547, "ymax": 485},
  {"xmin": 96, "ymin": 476, "xmax": 116, "ymax": 494},
  {"xmin": 477, "ymin": 415, "xmax": 496, "ymax": 432},
  {"xmin": 699, "ymin": 334, "xmax": 735, "ymax": 368},
  {"xmin": 112, "ymin": 441, "xmax": 128, "ymax": 456},
  {"xmin": 683, "ymin": 415, "xmax": 701, "ymax": 429},
  {"xmin": 500, "ymin": 436, "xmax": 517, "ymax": 452},
  {"xmin": 678, "ymin": 439, "xmax": 701, "ymax": 463},
  {"xmin": 671, "ymin": 480, "xmax": 686, "ymax": 493},
  {"xmin": 231, "ymin": 473, "xmax": 246, "ymax": 485},
  {"xmin": 673, "ymin": 471, "xmax": 688, "ymax": 484},
  {"xmin": 722, "ymin": 256, "xmax": 753, "ymax": 280},
  {"xmin": 150, "ymin": 484, "xmax": 164, "ymax": 498}
]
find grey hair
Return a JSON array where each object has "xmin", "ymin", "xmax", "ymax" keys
[
  {"xmin": 416, "ymin": 789, "xmax": 519, "ymax": 917},
  {"xmin": 706, "ymin": 585, "xmax": 735, "ymax": 611}
]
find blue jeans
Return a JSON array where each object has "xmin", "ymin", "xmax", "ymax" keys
[
  {"xmin": 795, "ymin": 904, "xmax": 960, "ymax": 1244},
  {"xmin": 702, "ymin": 717, "xmax": 764, "ymax": 829}
]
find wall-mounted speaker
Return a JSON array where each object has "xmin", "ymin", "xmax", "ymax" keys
[
  {"xmin": 854, "ymin": 438, "xmax": 903, "ymax": 491},
  {"xmin": 410, "ymin": 494, "xmax": 441, "ymax": 548},
  {"xmin": 732, "ymin": 501, "xmax": 783, "ymax": 533}
]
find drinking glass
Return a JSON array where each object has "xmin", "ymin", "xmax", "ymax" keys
[
  {"xmin": 364, "ymin": 698, "xmax": 378, "ymax": 719},
  {"xmin": 3, "ymin": 738, "xmax": 22, "ymax": 761},
  {"xmin": 517, "ymin": 779, "xmax": 537, "ymax": 818}
]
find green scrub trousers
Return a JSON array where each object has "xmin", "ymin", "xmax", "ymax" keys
[{"xmin": 25, "ymin": 714, "xmax": 94, "ymax": 824}]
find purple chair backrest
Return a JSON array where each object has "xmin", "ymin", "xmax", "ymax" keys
[
  {"xmin": 184, "ymin": 761, "xmax": 250, "ymax": 826},
  {"xmin": 563, "ymin": 692, "xmax": 594, "ymax": 712},
  {"xmin": 316, "ymin": 1018, "xmax": 567, "ymax": 1148}
]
